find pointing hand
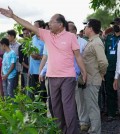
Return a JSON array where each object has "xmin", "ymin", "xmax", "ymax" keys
[{"xmin": 0, "ymin": 6, "xmax": 13, "ymax": 18}]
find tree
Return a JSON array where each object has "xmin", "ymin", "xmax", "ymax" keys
[
  {"xmin": 90, "ymin": 0, "xmax": 120, "ymax": 16},
  {"xmin": 0, "ymin": 32, "xmax": 6, "ymax": 40},
  {"xmin": 86, "ymin": 8, "xmax": 115, "ymax": 29}
]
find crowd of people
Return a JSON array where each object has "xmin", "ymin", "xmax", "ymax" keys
[{"xmin": 0, "ymin": 7, "xmax": 120, "ymax": 134}]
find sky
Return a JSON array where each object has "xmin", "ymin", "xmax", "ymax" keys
[{"xmin": 0, "ymin": 0, "xmax": 94, "ymax": 33}]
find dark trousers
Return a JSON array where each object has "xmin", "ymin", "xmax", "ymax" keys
[
  {"xmin": 29, "ymin": 74, "xmax": 47, "ymax": 103},
  {"xmin": 105, "ymin": 71, "xmax": 118, "ymax": 117},
  {"xmin": 47, "ymin": 80, "xmax": 54, "ymax": 117},
  {"xmin": 14, "ymin": 72, "xmax": 19, "ymax": 88},
  {"xmin": 21, "ymin": 73, "xmax": 25, "ymax": 88},
  {"xmin": 49, "ymin": 77, "xmax": 79, "ymax": 134}
]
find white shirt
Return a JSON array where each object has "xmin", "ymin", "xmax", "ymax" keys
[
  {"xmin": 115, "ymin": 40, "xmax": 120, "ymax": 79},
  {"xmin": 10, "ymin": 42, "xmax": 21, "ymax": 72},
  {"xmin": 77, "ymin": 36, "xmax": 87, "ymax": 54},
  {"xmin": 74, "ymin": 36, "xmax": 87, "ymax": 79}
]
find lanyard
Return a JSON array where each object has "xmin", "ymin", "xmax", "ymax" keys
[{"xmin": 112, "ymin": 37, "xmax": 120, "ymax": 50}]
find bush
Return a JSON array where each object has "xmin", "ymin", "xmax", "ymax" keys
[{"xmin": 0, "ymin": 91, "xmax": 61, "ymax": 134}]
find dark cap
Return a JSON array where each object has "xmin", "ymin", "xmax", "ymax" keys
[{"xmin": 110, "ymin": 17, "xmax": 120, "ymax": 25}]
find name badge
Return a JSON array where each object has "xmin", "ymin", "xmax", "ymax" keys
[{"xmin": 110, "ymin": 50, "xmax": 116, "ymax": 55}]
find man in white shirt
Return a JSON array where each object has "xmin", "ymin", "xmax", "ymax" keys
[
  {"xmin": 113, "ymin": 18, "xmax": 120, "ymax": 90},
  {"xmin": 68, "ymin": 22, "xmax": 89, "ymax": 131},
  {"xmin": 114, "ymin": 40, "xmax": 120, "ymax": 89},
  {"xmin": 113, "ymin": 19, "xmax": 120, "ymax": 87},
  {"xmin": 113, "ymin": 40, "xmax": 120, "ymax": 113}
]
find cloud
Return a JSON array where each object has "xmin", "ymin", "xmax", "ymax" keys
[
  {"xmin": 0, "ymin": 0, "xmax": 44, "ymax": 18},
  {"xmin": 0, "ymin": 0, "xmax": 93, "ymax": 33}
]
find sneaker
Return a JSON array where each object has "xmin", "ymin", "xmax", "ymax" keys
[{"xmin": 80, "ymin": 124, "xmax": 90, "ymax": 132}]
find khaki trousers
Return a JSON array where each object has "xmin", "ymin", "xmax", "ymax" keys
[
  {"xmin": 75, "ymin": 83, "xmax": 89, "ymax": 125},
  {"xmin": 81, "ymin": 84, "xmax": 101, "ymax": 134}
]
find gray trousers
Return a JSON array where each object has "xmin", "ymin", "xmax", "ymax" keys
[
  {"xmin": 48, "ymin": 77, "xmax": 80, "ymax": 134},
  {"xmin": 75, "ymin": 83, "xmax": 89, "ymax": 125},
  {"xmin": 22, "ymin": 72, "xmax": 29, "ymax": 86},
  {"xmin": 45, "ymin": 78, "xmax": 54, "ymax": 117},
  {"xmin": 81, "ymin": 84, "xmax": 101, "ymax": 134}
]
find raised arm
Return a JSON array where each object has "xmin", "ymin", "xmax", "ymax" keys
[{"xmin": 0, "ymin": 7, "xmax": 39, "ymax": 36}]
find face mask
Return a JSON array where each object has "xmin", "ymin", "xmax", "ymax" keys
[{"xmin": 113, "ymin": 25, "xmax": 120, "ymax": 33}]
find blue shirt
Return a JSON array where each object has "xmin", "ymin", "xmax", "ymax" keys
[
  {"xmin": 74, "ymin": 37, "xmax": 87, "ymax": 80},
  {"xmin": 43, "ymin": 44, "xmax": 48, "ymax": 56},
  {"xmin": 29, "ymin": 35, "xmax": 44, "ymax": 74},
  {"xmin": 2, "ymin": 50, "xmax": 17, "ymax": 79},
  {"xmin": 40, "ymin": 44, "xmax": 48, "ymax": 76}
]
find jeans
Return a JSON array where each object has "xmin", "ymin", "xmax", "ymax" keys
[{"xmin": 2, "ymin": 77, "xmax": 16, "ymax": 98}]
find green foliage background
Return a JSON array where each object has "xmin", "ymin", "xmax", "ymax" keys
[
  {"xmin": 90, "ymin": 0, "xmax": 120, "ymax": 16},
  {"xmin": 86, "ymin": 8, "xmax": 115, "ymax": 30}
]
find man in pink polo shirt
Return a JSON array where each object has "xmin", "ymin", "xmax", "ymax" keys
[{"xmin": 0, "ymin": 7, "xmax": 87, "ymax": 134}]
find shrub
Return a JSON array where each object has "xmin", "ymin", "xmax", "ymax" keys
[{"xmin": 0, "ymin": 91, "xmax": 60, "ymax": 134}]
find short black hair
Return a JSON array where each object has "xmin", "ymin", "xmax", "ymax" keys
[
  {"xmin": 22, "ymin": 27, "xmax": 29, "ymax": 32},
  {"xmin": 67, "ymin": 21, "xmax": 74, "ymax": 24},
  {"xmin": 0, "ymin": 38, "xmax": 9, "ymax": 46},
  {"xmin": 87, "ymin": 19, "xmax": 101, "ymax": 34},
  {"xmin": 65, "ymin": 21, "xmax": 69, "ymax": 31},
  {"xmin": 71, "ymin": 25, "xmax": 77, "ymax": 32},
  {"xmin": 74, "ymin": 25, "xmax": 77, "ymax": 32},
  {"xmin": 45, "ymin": 22, "xmax": 49, "ymax": 29},
  {"xmin": 56, "ymin": 14, "xmax": 66, "ymax": 28},
  {"xmin": 80, "ymin": 30, "xmax": 83, "ymax": 33},
  {"xmin": 34, "ymin": 20, "xmax": 45, "ymax": 28},
  {"xmin": 7, "ymin": 29, "xmax": 16, "ymax": 38}
]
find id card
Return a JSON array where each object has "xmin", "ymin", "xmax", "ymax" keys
[{"xmin": 110, "ymin": 50, "xmax": 116, "ymax": 55}]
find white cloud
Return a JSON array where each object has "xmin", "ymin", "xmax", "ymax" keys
[{"xmin": 0, "ymin": 0, "xmax": 94, "ymax": 33}]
